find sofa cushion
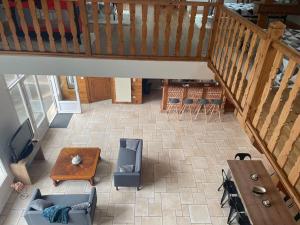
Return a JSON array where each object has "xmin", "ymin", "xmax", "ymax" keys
[
  {"xmin": 119, "ymin": 164, "xmax": 134, "ymax": 173},
  {"xmin": 126, "ymin": 139, "xmax": 139, "ymax": 151},
  {"xmin": 135, "ymin": 144, "xmax": 142, "ymax": 172},
  {"xmin": 71, "ymin": 202, "xmax": 91, "ymax": 210},
  {"xmin": 43, "ymin": 194, "xmax": 89, "ymax": 206},
  {"xmin": 30, "ymin": 199, "xmax": 53, "ymax": 211},
  {"xmin": 118, "ymin": 148, "xmax": 136, "ymax": 167}
]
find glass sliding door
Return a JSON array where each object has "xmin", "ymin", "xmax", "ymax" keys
[
  {"xmin": 49, "ymin": 75, "xmax": 81, "ymax": 113},
  {"xmin": 23, "ymin": 75, "xmax": 49, "ymax": 138}
]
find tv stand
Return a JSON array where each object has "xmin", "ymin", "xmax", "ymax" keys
[{"xmin": 10, "ymin": 141, "xmax": 45, "ymax": 185}]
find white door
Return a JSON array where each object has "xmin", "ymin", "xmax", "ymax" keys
[{"xmin": 49, "ymin": 75, "xmax": 81, "ymax": 113}]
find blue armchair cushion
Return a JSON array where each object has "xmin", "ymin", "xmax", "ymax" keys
[
  {"xmin": 119, "ymin": 164, "xmax": 134, "ymax": 173},
  {"xmin": 126, "ymin": 139, "xmax": 139, "ymax": 151},
  {"xmin": 29, "ymin": 199, "xmax": 53, "ymax": 211},
  {"xmin": 71, "ymin": 202, "xmax": 91, "ymax": 210}
]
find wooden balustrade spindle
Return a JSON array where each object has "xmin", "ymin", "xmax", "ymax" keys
[
  {"xmin": 186, "ymin": 5, "xmax": 197, "ymax": 56},
  {"xmin": 164, "ymin": 5, "xmax": 172, "ymax": 56},
  {"xmin": 152, "ymin": 4, "xmax": 160, "ymax": 55},
  {"xmin": 260, "ymin": 61, "xmax": 297, "ymax": 140},
  {"xmin": 212, "ymin": 11, "xmax": 226, "ymax": 64},
  {"xmin": 0, "ymin": 20, "xmax": 9, "ymax": 50},
  {"xmin": 289, "ymin": 157, "xmax": 300, "ymax": 186},
  {"xmin": 41, "ymin": 0, "xmax": 56, "ymax": 52},
  {"xmin": 28, "ymin": 0, "xmax": 45, "ymax": 52},
  {"xmin": 104, "ymin": 1, "xmax": 112, "ymax": 54},
  {"xmin": 231, "ymin": 28, "xmax": 251, "ymax": 94},
  {"xmin": 117, "ymin": 3, "xmax": 124, "ymax": 55},
  {"xmin": 196, "ymin": 6, "xmax": 209, "ymax": 58},
  {"xmin": 54, "ymin": 0, "xmax": 68, "ymax": 52},
  {"xmin": 67, "ymin": 1, "xmax": 80, "ymax": 54},
  {"xmin": 267, "ymin": 69, "xmax": 300, "ymax": 152},
  {"xmin": 79, "ymin": 0, "xmax": 91, "ymax": 55},
  {"xmin": 92, "ymin": 0, "xmax": 101, "ymax": 54},
  {"xmin": 235, "ymin": 33, "xmax": 258, "ymax": 101},
  {"xmin": 130, "ymin": 3, "xmax": 136, "ymax": 55},
  {"xmin": 219, "ymin": 18, "xmax": 235, "ymax": 74},
  {"xmin": 252, "ymin": 51, "xmax": 283, "ymax": 127},
  {"xmin": 141, "ymin": 4, "xmax": 148, "ymax": 55},
  {"xmin": 175, "ymin": 4, "xmax": 185, "ymax": 57},
  {"xmin": 2, "ymin": 0, "xmax": 21, "ymax": 51},
  {"xmin": 15, "ymin": 0, "xmax": 33, "ymax": 51}
]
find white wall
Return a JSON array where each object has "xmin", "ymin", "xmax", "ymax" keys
[
  {"xmin": 0, "ymin": 55, "xmax": 214, "ymax": 80},
  {"xmin": 0, "ymin": 76, "xmax": 20, "ymax": 212}
]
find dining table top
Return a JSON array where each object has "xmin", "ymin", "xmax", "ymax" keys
[{"xmin": 227, "ymin": 160, "xmax": 296, "ymax": 225}]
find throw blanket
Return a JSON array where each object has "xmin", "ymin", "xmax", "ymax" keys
[{"xmin": 43, "ymin": 205, "xmax": 71, "ymax": 224}]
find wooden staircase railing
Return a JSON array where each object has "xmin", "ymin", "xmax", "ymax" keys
[
  {"xmin": 0, "ymin": 0, "xmax": 222, "ymax": 60},
  {"xmin": 209, "ymin": 5, "xmax": 300, "ymax": 208}
]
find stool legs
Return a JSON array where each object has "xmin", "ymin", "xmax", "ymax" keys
[
  {"xmin": 180, "ymin": 104, "xmax": 193, "ymax": 121},
  {"xmin": 194, "ymin": 104, "xmax": 207, "ymax": 122},
  {"xmin": 167, "ymin": 104, "xmax": 180, "ymax": 120},
  {"xmin": 208, "ymin": 104, "xmax": 222, "ymax": 122}
]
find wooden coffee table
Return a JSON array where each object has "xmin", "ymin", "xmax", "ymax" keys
[{"xmin": 50, "ymin": 147, "xmax": 101, "ymax": 186}]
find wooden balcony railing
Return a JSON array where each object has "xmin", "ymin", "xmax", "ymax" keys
[
  {"xmin": 209, "ymin": 5, "xmax": 300, "ymax": 208},
  {"xmin": 0, "ymin": 0, "xmax": 222, "ymax": 60}
]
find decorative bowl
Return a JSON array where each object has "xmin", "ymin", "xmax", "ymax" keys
[
  {"xmin": 262, "ymin": 200, "xmax": 271, "ymax": 207},
  {"xmin": 250, "ymin": 173, "xmax": 259, "ymax": 181},
  {"xmin": 72, "ymin": 155, "xmax": 82, "ymax": 165},
  {"xmin": 252, "ymin": 186, "xmax": 267, "ymax": 195}
]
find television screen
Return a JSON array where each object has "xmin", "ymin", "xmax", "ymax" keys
[{"xmin": 9, "ymin": 119, "xmax": 34, "ymax": 163}]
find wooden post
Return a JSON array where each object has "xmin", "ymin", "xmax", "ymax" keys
[
  {"xmin": 207, "ymin": 0, "xmax": 224, "ymax": 60},
  {"xmin": 241, "ymin": 21, "xmax": 285, "ymax": 124},
  {"xmin": 79, "ymin": 0, "xmax": 92, "ymax": 56}
]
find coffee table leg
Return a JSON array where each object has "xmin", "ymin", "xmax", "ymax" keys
[
  {"xmin": 89, "ymin": 178, "xmax": 95, "ymax": 186},
  {"xmin": 53, "ymin": 180, "xmax": 60, "ymax": 186}
]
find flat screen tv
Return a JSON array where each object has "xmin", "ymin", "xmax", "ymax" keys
[{"xmin": 9, "ymin": 119, "xmax": 34, "ymax": 163}]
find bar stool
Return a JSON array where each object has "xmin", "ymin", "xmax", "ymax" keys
[
  {"xmin": 208, "ymin": 99, "xmax": 223, "ymax": 122},
  {"xmin": 180, "ymin": 98, "xmax": 194, "ymax": 121},
  {"xmin": 194, "ymin": 98, "xmax": 209, "ymax": 121},
  {"xmin": 234, "ymin": 153, "xmax": 251, "ymax": 160},
  {"xmin": 167, "ymin": 98, "xmax": 181, "ymax": 120}
]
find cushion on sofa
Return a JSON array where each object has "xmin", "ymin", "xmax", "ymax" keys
[
  {"xmin": 119, "ymin": 164, "xmax": 134, "ymax": 173},
  {"xmin": 126, "ymin": 139, "xmax": 139, "ymax": 151},
  {"xmin": 118, "ymin": 148, "xmax": 136, "ymax": 167},
  {"xmin": 71, "ymin": 202, "xmax": 91, "ymax": 210},
  {"xmin": 30, "ymin": 199, "xmax": 53, "ymax": 211}
]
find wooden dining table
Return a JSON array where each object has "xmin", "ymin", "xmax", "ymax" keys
[{"xmin": 227, "ymin": 160, "xmax": 296, "ymax": 225}]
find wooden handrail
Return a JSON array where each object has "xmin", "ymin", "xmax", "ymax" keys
[{"xmin": 210, "ymin": 5, "xmax": 300, "ymax": 209}]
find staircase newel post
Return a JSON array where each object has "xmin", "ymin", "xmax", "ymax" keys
[
  {"xmin": 207, "ymin": 0, "xmax": 224, "ymax": 60},
  {"xmin": 240, "ymin": 21, "xmax": 285, "ymax": 125}
]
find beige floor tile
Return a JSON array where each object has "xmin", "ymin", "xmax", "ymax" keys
[
  {"xmin": 112, "ymin": 204, "xmax": 134, "ymax": 224},
  {"xmin": 189, "ymin": 205, "xmax": 211, "ymax": 224},
  {"xmin": 141, "ymin": 217, "xmax": 162, "ymax": 225}
]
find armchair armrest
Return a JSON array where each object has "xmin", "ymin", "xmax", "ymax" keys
[{"xmin": 24, "ymin": 189, "xmax": 42, "ymax": 213}]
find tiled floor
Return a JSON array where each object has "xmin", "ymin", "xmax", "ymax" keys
[{"xmin": 0, "ymin": 92, "xmax": 270, "ymax": 225}]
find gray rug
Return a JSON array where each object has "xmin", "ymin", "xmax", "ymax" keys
[{"xmin": 49, "ymin": 113, "xmax": 73, "ymax": 128}]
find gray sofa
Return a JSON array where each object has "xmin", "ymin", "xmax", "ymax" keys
[
  {"xmin": 24, "ymin": 188, "xmax": 97, "ymax": 225},
  {"xmin": 114, "ymin": 138, "xmax": 143, "ymax": 191}
]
